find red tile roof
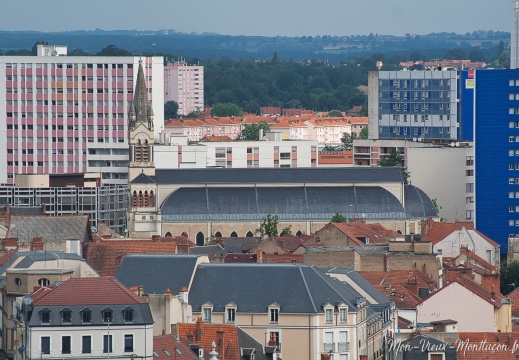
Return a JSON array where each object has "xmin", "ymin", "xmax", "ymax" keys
[
  {"xmin": 266, "ymin": 236, "xmax": 304, "ymax": 252},
  {"xmin": 318, "ymin": 151, "xmax": 353, "ymax": 165},
  {"xmin": 153, "ymin": 335, "xmax": 199, "ymax": 359},
  {"xmin": 358, "ymin": 269, "xmax": 435, "ymax": 293},
  {"xmin": 0, "ymin": 249, "xmax": 17, "ymax": 268},
  {"xmin": 457, "ymin": 332, "xmax": 519, "ymax": 359},
  {"xmin": 178, "ymin": 321, "xmax": 240, "ymax": 360},
  {"xmin": 374, "ymin": 284, "xmax": 422, "ymax": 309},
  {"xmin": 32, "ymin": 277, "xmax": 147, "ymax": 306},
  {"xmin": 200, "ymin": 136, "xmax": 233, "ymax": 142},
  {"xmin": 84, "ymin": 238, "xmax": 194, "ymax": 276},
  {"xmin": 421, "ymin": 219, "xmax": 475, "ymax": 245},
  {"xmin": 507, "ymin": 287, "xmax": 519, "ymax": 317}
]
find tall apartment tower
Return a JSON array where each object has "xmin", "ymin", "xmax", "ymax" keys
[
  {"xmin": 0, "ymin": 45, "xmax": 164, "ymax": 185},
  {"xmin": 164, "ymin": 61, "xmax": 204, "ymax": 116},
  {"xmin": 367, "ymin": 71, "xmax": 459, "ymax": 141},
  {"xmin": 512, "ymin": 0, "xmax": 519, "ymax": 69}
]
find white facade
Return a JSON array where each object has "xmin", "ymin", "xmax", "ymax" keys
[
  {"xmin": 433, "ymin": 228, "xmax": 499, "ymax": 265},
  {"xmin": 154, "ymin": 137, "xmax": 319, "ymax": 169},
  {"xmin": 164, "ymin": 62, "xmax": 204, "ymax": 116},
  {"xmin": 0, "ymin": 49, "xmax": 164, "ymax": 185},
  {"xmin": 25, "ymin": 324, "xmax": 153, "ymax": 359}
]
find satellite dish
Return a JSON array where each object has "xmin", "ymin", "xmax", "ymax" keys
[
  {"xmin": 450, "ymin": 142, "xmax": 455, "ymax": 147},
  {"xmin": 51, "ymin": 50, "xmax": 57, "ymax": 56},
  {"xmin": 456, "ymin": 142, "xmax": 460, "ymax": 147},
  {"xmin": 91, "ymin": 226, "xmax": 98, "ymax": 234},
  {"xmin": 412, "ymin": 137, "xmax": 417, "ymax": 142},
  {"xmin": 418, "ymin": 137, "xmax": 423, "ymax": 142}
]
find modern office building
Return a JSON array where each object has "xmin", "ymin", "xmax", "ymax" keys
[
  {"xmin": 367, "ymin": 70, "xmax": 459, "ymax": 141},
  {"xmin": 461, "ymin": 68, "xmax": 519, "ymax": 251},
  {"xmin": 0, "ymin": 45, "xmax": 164, "ymax": 186},
  {"xmin": 164, "ymin": 61, "xmax": 204, "ymax": 116}
]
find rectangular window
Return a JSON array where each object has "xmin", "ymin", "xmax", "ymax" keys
[
  {"xmin": 340, "ymin": 308, "xmax": 347, "ymax": 322},
  {"xmin": 270, "ymin": 308, "xmax": 279, "ymax": 323},
  {"xmin": 227, "ymin": 308, "xmax": 236, "ymax": 323},
  {"xmin": 41, "ymin": 337, "xmax": 50, "ymax": 354},
  {"xmin": 203, "ymin": 308, "xmax": 212, "ymax": 323},
  {"xmin": 325, "ymin": 308, "xmax": 333, "ymax": 323},
  {"xmin": 124, "ymin": 334, "xmax": 133, "ymax": 352},
  {"xmin": 103, "ymin": 335, "xmax": 113, "ymax": 353},
  {"xmin": 62, "ymin": 336, "xmax": 71, "ymax": 354},
  {"xmin": 280, "ymin": 152, "xmax": 291, "ymax": 160},
  {"xmin": 82, "ymin": 335, "xmax": 92, "ymax": 354}
]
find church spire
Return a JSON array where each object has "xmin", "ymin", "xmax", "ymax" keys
[{"xmin": 128, "ymin": 58, "xmax": 153, "ymax": 130}]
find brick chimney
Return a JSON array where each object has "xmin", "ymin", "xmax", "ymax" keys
[
  {"xmin": 151, "ymin": 235, "xmax": 161, "ymax": 242},
  {"xmin": 177, "ymin": 243, "xmax": 190, "ymax": 254},
  {"xmin": 31, "ymin": 237, "xmax": 44, "ymax": 251},
  {"xmin": 422, "ymin": 218, "xmax": 434, "ymax": 236},
  {"xmin": 406, "ymin": 274, "xmax": 419, "ymax": 297},
  {"xmin": 256, "ymin": 249, "xmax": 263, "ymax": 263},
  {"xmin": 195, "ymin": 317, "xmax": 205, "ymax": 342},
  {"xmin": 216, "ymin": 329, "xmax": 225, "ymax": 360}
]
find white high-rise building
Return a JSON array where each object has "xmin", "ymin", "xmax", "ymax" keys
[
  {"xmin": 512, "ymin": 0, "xmax": 519, "ymax": 69},
  {"xmin": 0, "ymin": 45, "xmax": 164, "ymax": 185},
  {"xmin": 164, "ymin": 61, "xmax": 204, "ymax": 116}
]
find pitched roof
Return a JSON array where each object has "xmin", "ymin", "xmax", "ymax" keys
[
  {"xmin": 7, "ymin": 215, "xmax": 90, "ymax": 244},
  {"xmin": 421, "ymin": 220, "xmax": 475, "ymax": 245},
  {"xmin": 264, "ymin": 236, "xmax": 303, "ymax": 252},
  {"xmin": 507, "ymin": 287, "xmax": 519, "ymax": 317},
  {"xmin": 131, "ymin": 172, "xmax": 156, "ymax": 184},
  {"xmin": 0, "ymin": 251, "xmax": 87, "ymax": 276},
  {"xmin": 178, "ymin": 321, "xmax": 240, "ymax": 360},
  {"xmin": 357, "ymin": 269, "xmax": 435, "ymax": 290},
  {"xmin": 189, "ymin": 263, "xmax": 364, "ymax": 314},
  {"xmin": 153, "ymin": 335, "xmax": 199, "ymax": 359},
  {"xmin": 32, "ymin": 277, "xmax": 147, "ymax": 306},
  {"xmin": 318, "ymin": 151, "xmax": 353, "ymax": 165},
  {"xmin": 457, "ymin": 331, "xmax": 519, "ymax": 359},
  {"xmin": 200, "ymin": 135, "xmax": 233, "ymax": 142},
  {"xmin": 84, "ymin": 238, "xmax": 192, "ymax": 276},
  {"xmin": 373, "ymin": 285, "xmax": 422, "ymax": 309},
  {"xmin": 116, "ymin": 254, "xmax": 206, "ymax": 295}
]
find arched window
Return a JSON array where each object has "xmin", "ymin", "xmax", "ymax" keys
[
  {"xmin": 214, "ymin": 231, "xmax": 222, "ymax": 237},
  {"xmin": 230, "ymin": 231, "xmax": 238, "ymax": 238},
  {"xmin": 134, "ymin": 139, "xmax": 143, "ymax": 162},
  {"xmin": 138, "ymin": 190, "xmax": 143, "ymax": 207},
  {"xmin": 296, "ymin": 230, "xmax": 302, "ymax": 237},
  {"xmin": 142, "ymin": 139, "xmax": 150, "ymax": 162},
  {"xmin": 143, "ymin": 190, "xmax": 149, "ymax": 207},
  {"xmin": 149, "ymin": 190, "xmax": 155, "ymax": 207},
  {"xmin": 246, "ymin": 231, "xmax": 254, "ymax": 237},
  {"xmin": 38, "ymin": 278, "xmax": 50, "ymax": 286},
  {"xmin": 196, "ymin": 232, "xmax": 205, "ymax": 246},
  {"xmin": 165, "ymin": 232, "xmax": 172, "ymax": 237},
  {"xmin": 181, "ymin": 231, "xmax": 188, "ymax": 238},
  {"xmin": 132, "ymin": 191, "xmax": 138, "ymax": 207}
]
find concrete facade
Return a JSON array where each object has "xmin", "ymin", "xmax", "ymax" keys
[{"xmin": 164, "ymin": 62, "xmax": 204, "ymax": 116}]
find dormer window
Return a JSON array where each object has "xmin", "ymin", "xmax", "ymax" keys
[
  {"xmin": 339, "ymin": 306, "xmax": 348, "ymax": 323},
  {"xmin": 325, "ymin": 308, "xmax": 333, "ymax": 323},
  {"xmin": 202, "ymin": 302, "xmax": 213, "ymax": 323},
  {"xmin": 123, "ymin": 308, "xmax": 134, "ymax": 323},
  {"xmin": 81, "ymin": 309, "xmax": 92, "ymax": 324},
  {"xmin": 225, "ymin": 303, "xmax": 237, "ymax": 323},
  {"xmin": 61, "ymin": 309, "xmax": 72, "ymax": 323},
  {"xmin": 40, "ymin": 309, "xmax": 51, "ymax": 324},
  {"xmin": 268, "ymin": 303, "xmax": 280, "ymax": 323},
  {"xmin": 102, "ymin": 308, "xmax": 113, "ymax": 323}
]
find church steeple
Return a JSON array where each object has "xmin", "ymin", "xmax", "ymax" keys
[{"xmin": 129, "ymin": 59, "xmax": 153, "ymax": 131}]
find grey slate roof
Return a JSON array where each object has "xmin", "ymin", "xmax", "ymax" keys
[
  {"xmin": 189, "ymin": 263, "xmax": 361, "ymax": 314},
  {"xmin": 237, "ymin": 327, "xmax": 271, "ymax": 360},
  {"xmin": 9, "ymin": 207, "xmax": 44, "ymax": 216},
  {"xmin": 323, "ymin": 267, "xmax": 390, "ymax": 305},
  {"xmin": 161, "ymin": 185, "xmax": 434, "ymax": 222},
  {"xmin": 404, "ymin": 185, "xmax": 437, "ymax": 218},
  {"xmin": 190, "ymin": 245, "xmax": 229, "ymax": 261},
  {"xmin": 131, "ymin": 172, "xmax": 156, "ymax": 184},
  {"xmin": 115, "ymin": 254, "xmax": 202, "ymax": 295},
  {"xmin": 7, "ymin": 215, "xmax": 90, "ymax": 244},
  {"xmin": 134, "ymin": 167, "xmax": 405, "ymax": 185},
  {"xmin": 0, "ymin": 251, "xmax": 86, "ymax": 276},
  {"xmin": 210, "ymin": 238, "xmax": 261, "ymax": 254}
]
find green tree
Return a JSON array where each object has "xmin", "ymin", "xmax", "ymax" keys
[
  {"xmin": 331, "ymin": 212, "xmax": 347, "ymax": 223},
  {"xmin": 501, "ymin": 260, "xmax": 519, "ymax": 295},
  {"xmin": 272, "ymin": 51, "xmax": 279, "ymax": 63},
  {"xmin": 96, "ymin": 45, "xmax": 132, "ymax": 56},
  {"xmin": 240, "ymin": 121, "xmax": 271, "ymax": 140},
  {"xmin": 280, "ymin": 225, "xmax": 292, "ymax": 237},
  {"xmin": 210, "ymin": 103, "xmax": 244, "ymax": 117},
  {"xmin": 164, "ymin": 101, "xmax": 179, "ymax": 119},
  {"xmin": 257, "ymin": 214, "xmax": 279, "ymax": 237},
  {"xmin": 359, "ymin": 126, "xmax": 368, "ymax": 139},
  {"xmin": 327, "ymin": 110, "xmax": 343, "ymax": 117},
  {"xmin": 341, "ymin": 132, "xmax": 357, "ymax": 150}
]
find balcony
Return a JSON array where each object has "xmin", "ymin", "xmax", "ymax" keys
[
  {"xmin": 323, "ymin": 343, "xmax": 335, "ymax": 352},
  {"xmin": 338, "ymin": 342, "xmax": 350, "ymax": 351}
]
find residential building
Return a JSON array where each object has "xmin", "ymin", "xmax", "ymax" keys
[
  {"xmin": 154, "ymin": 137, "xmax": 319, "ymax": 169},
  {"xmin": 0, "ymin": 250, "xmax": 98, "ymax": 357},
  {"xmin": 19, "ymin": 277, "xmax": 154, "ymax": 359},
  {"xmin": 367, "ymin": 70, "xmax": 459, "ymax": 141},
  {"xmin": 0, "ymin": 45, "xmax": 164, "ymax": 185},
  {"xmin": 416, "ymin": 275, "xmax": 512, "ymax": 332},
  {"xmin": 352, "ymin": 138, "xmax": 474, "ymax": 223},
  {"xmin": 421, "ymin": 218, "xmax": 500, "ymax": 266},
  {"xmin": 164, "ymin": 61, "xmax": 204, "ymax": 116}
]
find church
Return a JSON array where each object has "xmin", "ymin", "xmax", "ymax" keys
[{"xmin": 127, "ymin": 60, "xmax": 438, "ymax": 244}]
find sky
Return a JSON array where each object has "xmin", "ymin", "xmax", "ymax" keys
[{"xmin": 0, "ymin": 0, "xmax": 511, "ymax": 37}]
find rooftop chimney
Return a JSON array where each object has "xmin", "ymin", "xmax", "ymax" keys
[
  {"xmin": 195, "ymin": 317, "xmax": 205, "ymax": 342},
  {"xmin": 151, "ymin": 235, "xmax": 161, "ymax": 242},
  {"xmin": 256, "ymin": 249, "xmax": 263, "ymax": 263},
  {"xmin": 31, "ymin": 237, "xmax": 44, "ymax": 251}
]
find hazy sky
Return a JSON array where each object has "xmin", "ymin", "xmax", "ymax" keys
[{"xmin": 0, "ymin": 0, "xmax": 511, "ymax": 36}]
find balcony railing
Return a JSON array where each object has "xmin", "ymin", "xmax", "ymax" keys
[
  {"xmin": 338, "ymin": 342, "xmax": 350, "ymax": 351},
  {"xmin": 323, "ymin": 343, "xmax": 335, "ymax": 352}
]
